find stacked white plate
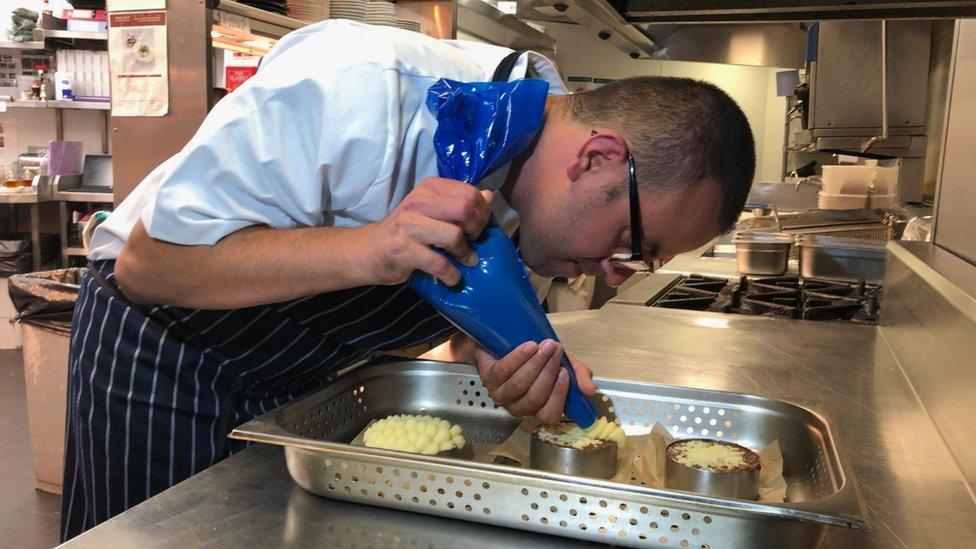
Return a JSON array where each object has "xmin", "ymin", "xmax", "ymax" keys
[
  {"xmin": 366, "ymin": 1, "xmax": 396, "ymax": 26},
  {"xmin": 395, "ymin": 18, "xmax": 421, "ymax": 32},
  {"xmin": 329, "ymin": 0, "xmax": 367, "ymax": 21},
  {"xmin": 287, "ymin": 0, "xmax": 328, "ymax": 22}
]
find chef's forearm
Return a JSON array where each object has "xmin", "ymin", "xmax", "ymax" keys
[{"xmin": 115, "ymin": 220, "xmax": 378, "ymax": 309}]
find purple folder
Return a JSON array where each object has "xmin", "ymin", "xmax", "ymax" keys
[{"xmin": 47, "ymin": 141, "xmax": 84, "ymax": 176}]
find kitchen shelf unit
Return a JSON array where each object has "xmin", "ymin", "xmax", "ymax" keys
[
  {"xmin": 0, "ymin": 39, "xmax": 46, "ymax": 50},
  {"xmin": 4, "ymin": 100, "xmax": 110, "ymax": 110},
  {"xmin": 53, "ymin": 179, "xmax": 113, "ymax": 267},
  {"xmin": 42, "ymin": 29, "xmax": 108, "ymax": 41}
]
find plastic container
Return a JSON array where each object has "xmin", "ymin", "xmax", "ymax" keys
[
  {"xmin": 869, "ymin": 193, "xmax": 897, "ymax": 209},
  {"xmin": 872, "ymin": 164, "xmax": 899, "ymax": 196},
  {"xmin": 818, "ymin": 191, "xmax": 868, "ymax": 210},
  {"xmin": 54, "ymin": 71, "xmax": 74, "ymax": 100},
  {"xmin": 820, "ymin": 165, "xmax": 875, "ymax": 194}
]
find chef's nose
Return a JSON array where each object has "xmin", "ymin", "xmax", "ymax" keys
[{"xmin": 600, "ymin": 258, "xmax": 635, "ymax": 287}]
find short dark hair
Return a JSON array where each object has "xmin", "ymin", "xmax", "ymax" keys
[{"xmin": 567, "ymin": 76, "xmax": 755, "ymax": 233}]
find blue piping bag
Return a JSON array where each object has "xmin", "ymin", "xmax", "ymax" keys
[{"xmin": 408, "ymin": 78, "xmax": 598, "ymax": 428}]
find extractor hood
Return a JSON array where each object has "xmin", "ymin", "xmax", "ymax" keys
[
  {"xmin": 518, "ymin": 0, "xmax": 976, "ymax": 67},
  {"xmin": 521, "ymin": 0, "xmax": 660, "ymax": 59},
  {"xmin": 625, "ymin": 0, "xmax": 976, "ymax": 23}
]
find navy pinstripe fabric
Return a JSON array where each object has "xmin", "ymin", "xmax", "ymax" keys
[{"xmin": 61, "ymin": 261, "xmax": 454, "ymax": 540}]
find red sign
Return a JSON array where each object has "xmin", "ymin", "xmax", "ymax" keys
[
  {"xmin": 225, "ymin": 66, "xmax": 258, "ymax": 92},
  {"xmin": 109, "ymin": 12, "xmax": 166, "ymax": 27}
]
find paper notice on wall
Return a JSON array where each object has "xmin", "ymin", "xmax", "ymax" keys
[{"xmin": 108, "ymin": 11, "xmax": 168, "ymax": 117}]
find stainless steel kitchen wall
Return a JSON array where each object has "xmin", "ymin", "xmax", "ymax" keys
[
  {"xmin": 934, "ymin": 19, "xmax": 976, "ymax": 265},
  {"xmin": 880, "ymin": 241, "xmax": 976, "ymax": 493}
]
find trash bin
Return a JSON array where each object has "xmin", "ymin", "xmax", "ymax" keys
[
  {"xmin": 0, "ymin": 233, "xmax": 60, "ymax": 276},
  {"xmin": 8, "ymin": 267, "xmax": 85, "ymax": 494}
]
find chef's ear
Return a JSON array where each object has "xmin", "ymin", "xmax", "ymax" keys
[{"xmin": 566, "ymin": 130, "xmax": 628, "ymax": 182}]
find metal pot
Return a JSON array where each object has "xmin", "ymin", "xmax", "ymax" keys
[
  {"xmin": 796, "ymin": 235, "xmax": 886, "ymax": 283},
  {"xmin": 732, "ymin": 232, "xmax": 793, "ymax": 276}
]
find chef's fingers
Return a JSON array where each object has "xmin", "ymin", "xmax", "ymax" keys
[
  {"xmin": 479, "ymin": 341, "xmax": 536, "ymax": 392},
  {"xmin": 504, "ymin": 344, "xmax": 563, "ymax": 417},
  {"xmin": 488, "ymin": 342, "xmax": 551, "ymax": 406},
  {"xmin": 411, "ymin": 242, "xmax": 462, "ymax": 286},
  {"xmin": 492, "ymin": 340, "xmax": 558, "ymax": 407},
  {"xmin": 473, "ymin": 345, "xmax": 495, "ymax": 380},
  {"xmin": 405, "ymin": 215, "xmax": 478, "ymax": 266},
  {"xmin": 567, "ymin": 354, "xmax": 597, "ymax": 395},
  {"xmin": 413, "ymin": 178, "xmax": 494, "ymax": 239},
  {"xmin": 534, "ymin": 369, "xmax": 570, "ymax": 425}
]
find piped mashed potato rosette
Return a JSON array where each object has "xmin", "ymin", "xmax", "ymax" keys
[
  {"xmin": 363, "ymin": 414, "xmax": 465, "ymax": 455},
  {"xmin": 534, "ymin": 417, "xmax": 627, "ymax": 449}
]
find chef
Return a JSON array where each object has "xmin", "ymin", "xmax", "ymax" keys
[{"xmin": 61, "ymin": 20, "xmax": 755, "ymax": 539}]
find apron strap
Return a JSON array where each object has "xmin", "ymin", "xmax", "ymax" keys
[{"xmin": 491, "ymin": 50, "xmax": 523, "ymax": 82}]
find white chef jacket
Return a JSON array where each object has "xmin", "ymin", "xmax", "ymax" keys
[{"xmin": 89, "ymin": 20, "xmax": 567, "ymax": 260}]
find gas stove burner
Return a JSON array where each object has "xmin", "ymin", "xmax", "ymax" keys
[
  {"xmin": 654, "ymin": 274, "xmax": 727, "ymax": 311},
  {"xmin": 651, "ymin": 274, "xmax": 882, "ymax": 325},
  {"xmin": 655, "ymin": 287, "xmax": 716, "ymax": 310},
  {"xmin": 678, "ymin": 274, "xmax": 729, "ymax": 293},
  {"xmin": 741, "ymin": 291, "xmax": 804, "ymax": 318}
]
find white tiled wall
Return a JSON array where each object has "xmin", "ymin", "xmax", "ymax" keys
[{"xmin": 0, "ymin": 107, "xmax": 110, "ymax": 170}]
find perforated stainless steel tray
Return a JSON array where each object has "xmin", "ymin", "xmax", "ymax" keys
[{"xmin": 231, "ymin": 358, "xmax": 868, "ymax": 548}]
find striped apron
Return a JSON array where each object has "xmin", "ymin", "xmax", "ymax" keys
[
  {"xmin": 60, "ymin": 262, "xmax": 454, "ymax": 540},
  {"xmin": 61, "ymin": 51, "xmax": 525, "ymax": 540}
]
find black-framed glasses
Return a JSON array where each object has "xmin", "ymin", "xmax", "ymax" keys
[{"xmin": 608, "ymin": 151, "xmax": 652, "ymax": 272}]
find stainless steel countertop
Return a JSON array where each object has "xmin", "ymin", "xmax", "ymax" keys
[
  {"xmin": 655, "ymin": 234, "xmax": 806, "ymax": 280},
  {"xmin": 62, "ymin": 306, "xmax": 976, "ymax": 548},
  {"xmin": 654, "ymin": 240, "xmax": 745, "ymax": 280},
  {"xmin": 0, "ymin": 190, "xmax": 47, "ymax": 204},
  {"xmin": 656, "ymin": 253, "xmax": 743, "ymax": 279}
]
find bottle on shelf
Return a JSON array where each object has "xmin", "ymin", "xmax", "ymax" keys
[
  {"xmin": 37, "ymin": 64, "xmax": 54, "ymax": 100},
  {"xmin": 29, "ymin": 64, "xmax": 55, "ymax": 101},
  {"xmin": 30, "ymin": 69, "xmax": 42, "ymax": 100},
  {"xmin": 54, "ymin": 71, "xmax": 74, "ymax": 100}
]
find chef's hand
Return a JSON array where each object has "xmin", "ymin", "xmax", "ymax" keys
[
  {"xmin": 474, "ymin": 341, "xmax": 597, "ymax": 425},
  {"xmin": 364, "ymin": 177, "xmax": 494, "ymax": 287}
]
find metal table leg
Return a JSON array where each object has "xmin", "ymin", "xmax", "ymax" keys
[
  {"xmin": 59, "ymin": 201, "xmax": 69, "ymax": 269},
  {"xmin": 30, "ymin": 203, "xmax": 41, "ymax": 272}
]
